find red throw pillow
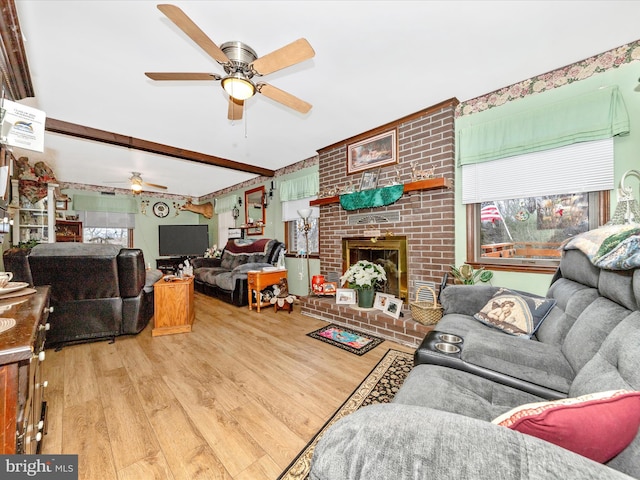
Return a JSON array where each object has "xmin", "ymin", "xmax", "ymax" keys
[{"xmin": 492, "ymin": 390, "xmax": 640, "ymax": 463}]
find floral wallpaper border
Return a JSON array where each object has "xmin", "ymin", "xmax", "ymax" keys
[{"xmin": 456, "ymin": 39, "xmax": 640, "ymax": 118}]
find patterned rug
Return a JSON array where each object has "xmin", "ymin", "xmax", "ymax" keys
[
  {"xmin": 306, "ymin": 323, "xmax": 384, "ymax": 355},
  {"xmin": 277, "ymin": 349, "xmax": 413, "ymax": 480}
]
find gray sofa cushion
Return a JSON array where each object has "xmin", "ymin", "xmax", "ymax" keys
[
  {"xmin": 392, "ymin": 364, "xmax": 543, "ymax": 421},
  {"xmin": 310, "ymin": 404, "xmax": 633, "ymax": 480},
  {"xmin": 568, "ymin": 312, "xmax": 640, "ymax": 478},
  {"xmin": 461, "ymin": 329, "xmax": 574, "ymax": 393}
]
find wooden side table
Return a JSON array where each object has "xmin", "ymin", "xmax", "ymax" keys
[
  {"xmin": 247, "ymin": 269, "xmax": 288, "ymax": 312},
  {"xmin": 152, "ymin": 276, "xmax": 194, "ymax": 336}
]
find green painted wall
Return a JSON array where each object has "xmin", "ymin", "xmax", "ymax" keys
[{"xmin": 454, "ymin": 61, "xmax": 640, "ymax": 296}]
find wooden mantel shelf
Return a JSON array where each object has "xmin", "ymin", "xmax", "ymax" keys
[{"xmin": 310, "ymin": 177, "xmax": 453, "ymax": 207}]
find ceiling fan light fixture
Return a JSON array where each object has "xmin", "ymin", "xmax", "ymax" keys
[
  {"xmin": 221, "ymin": 74, "xmax": 255, "ymax": 100},
  {"xmin": 130, "ymin": 172, "xmax": 143, "ymax": 193}
]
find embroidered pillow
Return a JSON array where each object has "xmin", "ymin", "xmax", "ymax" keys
[
  {"xmin": 492, "ymin": 390, "xmax": 640, "ymax": 463},
  {"xmin": 473, "ymin": 288, "xmax": 555, "ymax": 338}
]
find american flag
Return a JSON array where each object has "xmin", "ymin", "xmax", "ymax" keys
[{"xmin": 481, "ymin": 204, "xmax": 502, "ymax": 223}]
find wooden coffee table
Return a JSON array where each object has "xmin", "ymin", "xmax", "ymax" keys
[{"xmin": 247, "ymin": 269, "xmax": 288, "ymax": 312}]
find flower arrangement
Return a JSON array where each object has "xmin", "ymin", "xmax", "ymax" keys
[
  {"xmin": 340, "ymin": 260, "xmax": 387, "ymax": 290},
  {"xmin": 450, "ymin": 264, "xmax": 493, "ymax": 285},
  {"xmin": 204, "ymin": 244, "xmax": 222, "ymax": 258}
]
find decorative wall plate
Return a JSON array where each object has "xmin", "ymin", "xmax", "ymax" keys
[{"xmin": 153, "ymin": 202, "xmax": 169, "ymax": 218}]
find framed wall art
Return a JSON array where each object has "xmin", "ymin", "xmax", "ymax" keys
[
  {"xmin": 336, "ymin": 288, "xmax": 357, "ymax": 305},
  {"xmin": 347, "ymin": 129, "xmax": 398, "ymax": 175},
  {"xmin": 383, "ymin": 297, "xmax": 403, "ymax": 319},
  {"xmin": 374, "ymin": 292, "xmax": 394, "ymax": 310},
  {"xmin": 359, "ymin": 168, "xmax": 380, "ymax": 191}
]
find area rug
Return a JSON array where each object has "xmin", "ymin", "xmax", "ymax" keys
[
  {"xmin": 277, "ymin": 349, "xmax": 413, "ymax": 480},
  {"xmin": 306, "ymin": 323, "xmax": 384, "ymax": 355}
]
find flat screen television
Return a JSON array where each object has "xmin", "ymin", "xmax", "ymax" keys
[{"xmin": 158, "ymin": 224, "xmax": 209, "ymax": 257}]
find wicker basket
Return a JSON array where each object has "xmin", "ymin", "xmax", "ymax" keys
[{"xmin": 410, "ymin": 285, "xmax": 443, "ymax": 325}]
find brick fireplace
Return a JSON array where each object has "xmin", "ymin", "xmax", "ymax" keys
[{"xmin": 300, "ymin": 99, "xmax": 458, "ymax": 347}]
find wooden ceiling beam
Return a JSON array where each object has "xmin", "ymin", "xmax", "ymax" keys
[{"xmin": 45, "ymin": 117, "xmax": 275, "ymax": 177}]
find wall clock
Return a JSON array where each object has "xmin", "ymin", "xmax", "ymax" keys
[{"xmin": 153, "ymin": 202, "xmax": 170, "ymax": 218}]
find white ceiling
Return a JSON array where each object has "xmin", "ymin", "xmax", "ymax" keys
[{"xmin": 12, "ymin": 0, "xmax": 640, "ymax": 199}]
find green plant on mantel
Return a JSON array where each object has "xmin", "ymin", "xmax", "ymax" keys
[{"xmin": 450, "ymin": 264, "xmax": 493, "ymax": 285}]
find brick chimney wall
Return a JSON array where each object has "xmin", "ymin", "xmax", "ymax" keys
[{"xmin": 300, "ymin": 99, "xmax": 458, "ymax": 347}]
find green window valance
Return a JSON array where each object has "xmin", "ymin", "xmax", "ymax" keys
[
  {"xmin": 214, "ymin": 194, "xmax": 239, "ymax": 214},
  {"xmin": 73, "ymin": 194, "xmax": 138, "ymax": 214},
  {"xmin": 279, "ymin": 172, "xmax": 319, "ymax": 201},
  {"xmin": 457, "ymin": 85, "xmax": 630, "ymax": 166}
]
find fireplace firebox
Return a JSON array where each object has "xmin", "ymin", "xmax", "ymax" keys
[{"xmin": 342, "ymin": 236, "xmax": 408, "ymax": 301}]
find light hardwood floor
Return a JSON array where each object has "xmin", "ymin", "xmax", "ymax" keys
[{"xmin": 41, "ymin": 292, "xmax": 414, "ymax": 480}]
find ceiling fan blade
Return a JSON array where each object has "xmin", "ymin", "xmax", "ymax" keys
[
  {"xmin": 157, "ymin": 4, "xmax": 230, "ymax": 65},
  {"xmin": 228, "ymin": 97, "xmax": 244, "ymax": 121},
  {"xmin": 257, "ymin": 83, "xmax": 312, "ymax": 114},
  {"xmin": 143, "ymin": 182, "xmax": 168, "ymax": 190},
  {"xmin": 145, "ymin": 72, "xmax": 220, "ymax": 81},
  {"xmin": 251, "ymin": 38, "xmax": 315, "ymax": 76}
]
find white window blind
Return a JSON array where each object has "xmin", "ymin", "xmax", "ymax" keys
[
  {"xmin": 462, "ymin": 138, "xmax": 614, "ymax": 204},
  {"xmin": 217, "ymin": 210, "xmax": 234, "ymax": 247},
  {"xmin": 78, "ymin": 211, "xmax": 136, "ymax": 228},
  {"xmin": 281, "ymin": 196, "xmax": 319, "ymax": 222}
]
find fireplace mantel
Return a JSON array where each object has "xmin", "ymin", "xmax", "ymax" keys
[{"xmin": 310, "ymin": 177, "xmax": 453, "ymax": 207}]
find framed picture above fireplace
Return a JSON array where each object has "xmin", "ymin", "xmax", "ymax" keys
[{"xmin": 347, "ymin": 129, "xmax": 397, "ymax": 174}]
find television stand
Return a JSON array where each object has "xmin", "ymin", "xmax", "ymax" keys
[{"xmin": 156, "ymin": 257, "xmax": 188, "ymax": 275}]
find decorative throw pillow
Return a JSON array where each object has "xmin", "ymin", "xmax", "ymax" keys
[
  {"xmin": 492, "ymin": 390, "xmax": 640, "ymax": 463},
  {"xmin": 473, "ymin": 288, "xmax": 556, "ymax": 338}
]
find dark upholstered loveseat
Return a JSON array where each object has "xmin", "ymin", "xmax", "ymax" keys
[
  {"xmin": 311, "ymin": 227, "xmax": 640, "ymax": 480},
  {"xmin": 3, "ymin": 243, "xmax": 161, "ymax": 349},
  {"xmin": 191, "ymin": 238, "xmax": 284, "ymax": 306}
]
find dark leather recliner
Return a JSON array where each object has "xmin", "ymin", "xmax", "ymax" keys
[{"xmin": 3, "ymin": 243, "xmax": 160, "ymax": 349}]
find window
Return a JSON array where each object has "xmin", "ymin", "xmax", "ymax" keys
[
  {"xmin": 281, "ymin": 196, "xmax": 319, "ymax": 256},
  {"xmin": 457, "ymin": 87, "xmax": 627, "ymax": 273},
  {"xmin": 78, "ymin": 210, "xmax": 136, "ymax": 248},
  {"xmin": 286, "ymin": 217, "xmax": 319, "ymax": 256},
  {"xmin": 462, "ymin": 137, "xmax": 614, "ymax": 273},
  {"xmin": 467, "ymin": 191, "xmax": 608, "ymax": 273},
  {"xmin": 83, "ymin": 227, "xmax": 132, "ymax": 247}
]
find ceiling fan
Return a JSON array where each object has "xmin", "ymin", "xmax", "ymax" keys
[
  {"xmin": 108, "ymin": 172, "xmax": 168, "ymax": 195},
  {"xmin": 145, "ymin": 4, "xmax": 315, "ymax": 120}
]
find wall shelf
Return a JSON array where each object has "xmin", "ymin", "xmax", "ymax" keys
[{"xmin": 310, "ymin": 177, "xmax": 453, "ymax": 207}]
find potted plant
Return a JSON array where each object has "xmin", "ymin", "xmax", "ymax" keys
[
  {"xmin": 450, "ymin": 264, "xmax": 493, "ymax": 285},
  {"xmin": 340, "ymin": 260, "xmax": 387, "ymax": 308}
]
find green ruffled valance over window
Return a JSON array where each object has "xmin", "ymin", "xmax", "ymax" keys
[
  {"xmin": 339, "ymin": 184, "xmax": 404, "ymax": 211},
  {"xmin": 457, "ymin": 85, "xmax": 630, "ymax": 166}
]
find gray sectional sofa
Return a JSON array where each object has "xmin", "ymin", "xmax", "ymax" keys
[
  {"xmin": 310, "ymin": 229, "xmax": 640, "ymax": 479},
  {"xmin": 191, "ymin": 238, "xmax": 284, "ymax": 306}
]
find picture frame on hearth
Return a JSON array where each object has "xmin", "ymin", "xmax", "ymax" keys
[
  {"xmin": 347, "ymin": 129, "xmax": 398, "ymax": 175},
  {"xmin": 374, "ymin": 292, "xmax": 394, "ymax": 310},
  {"xmin": 359, "ymin": 168, "xmax": 380, "ymax": 191},
  {"xmin": 336, "ymin": 288, "xmax": 357, "ymax": 304},
  {"xmin": 383, "ymin": 297, "xmax": 403, "ymax": 319}
]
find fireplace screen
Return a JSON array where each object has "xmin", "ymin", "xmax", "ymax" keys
[{"xmin": 342, "ymin": 237, "xmax": 408, "ymax": 301}]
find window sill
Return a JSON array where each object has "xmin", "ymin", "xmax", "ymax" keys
[{"xmin": 467, "ymin": 261, "xmax": 558, "ymax": 275}]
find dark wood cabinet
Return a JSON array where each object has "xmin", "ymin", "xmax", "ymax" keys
[
  {"xmin": 0, "ymin": 287, "xmax": 51, "ymax": 454},
  {"xmin": 55, "ymin": 220, "xmax": 83, "ymax": 242}
]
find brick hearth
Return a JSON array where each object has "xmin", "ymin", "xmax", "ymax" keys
[
  {"xmin": 300, "ymin": 295, "xmax": 434, "ymax": 348},
  {"xmin": 301, "ymin": 99, "xmax": 457, "ymax": 346}
]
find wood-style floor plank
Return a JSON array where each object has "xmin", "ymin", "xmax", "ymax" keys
[{"xmin": 41, "ymin": 292, "xmax": 414, "ymax": 480}]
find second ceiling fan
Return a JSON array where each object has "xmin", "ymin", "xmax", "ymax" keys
[{"xmin": 145, "ymin": 4, "xmax": 315, "ymax": 120}]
